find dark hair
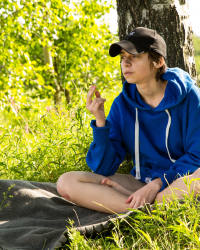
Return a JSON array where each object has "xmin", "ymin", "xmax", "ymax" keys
[{"xmin": 148, "ymin": 51, "xmax": 167, "ymax": 81}]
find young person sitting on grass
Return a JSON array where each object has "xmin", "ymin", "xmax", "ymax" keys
[{"xmin": 57, "ymin": 27, "xmax": 200, "ymax": 214}]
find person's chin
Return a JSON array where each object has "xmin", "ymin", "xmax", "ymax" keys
[{"xmin": 125, "ymin": 76, "xmax": 135, "ymax": 83}]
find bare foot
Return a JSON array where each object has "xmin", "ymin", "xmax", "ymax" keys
[{"xmin": 101, "ymin": 178, "xmax": 132, "ymax": 196}]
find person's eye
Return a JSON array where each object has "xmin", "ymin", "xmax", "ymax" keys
[{"xmin": 132, "ymin": 55, "xmax": 138, "ymax": 58}]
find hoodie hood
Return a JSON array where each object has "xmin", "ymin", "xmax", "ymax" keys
[{"xmin": 123, "ymin": 67, "xmax": 195, "ymax": 111}]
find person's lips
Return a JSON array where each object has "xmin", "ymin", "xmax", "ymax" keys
[{"xmin": 124, "ymin": 71, "xmax": 133, "ymax": 76}]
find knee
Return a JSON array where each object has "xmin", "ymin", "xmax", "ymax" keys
[{"xmin": 57, "ymin": 171, "xmax": 77, "ymax": 199}]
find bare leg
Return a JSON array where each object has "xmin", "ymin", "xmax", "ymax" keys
[
  {"xmin": 57, "ymin": 171, "xmax": 145, "ymax": 214},
  {"xmin": 156, "ymin": 168, "xmax": 200, "ymax": 202}
]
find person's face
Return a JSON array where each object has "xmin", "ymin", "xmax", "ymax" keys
[{"xmin": 120, "ymin": 49, "xmax": 156, "ymax": 84}]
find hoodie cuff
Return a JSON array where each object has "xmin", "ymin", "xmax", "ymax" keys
[
  {"xmin": 152, "ymin": 170, "xmax": 179, "ymax": 192},
  {"xmin": 90, "ymin": 120, "xmax": 112, "ymax": 145}
]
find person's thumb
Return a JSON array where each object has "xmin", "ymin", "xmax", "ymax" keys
[{"xmin": 95, "ymin": 90, "xmax": 101, "ymax": 98}]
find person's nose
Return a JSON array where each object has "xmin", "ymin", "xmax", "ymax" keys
[{"xmin": 121, "ymin": 57, "xmax": 131, "ymax": 67}]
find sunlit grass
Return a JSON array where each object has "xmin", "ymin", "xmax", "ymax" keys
[
  {"xmin": 59, "ymin": 185, "xmax": 200, "ymax": 250},
  {"xmin": 0, "ymin": 82, "xmax": 122, "ymax": 182}
]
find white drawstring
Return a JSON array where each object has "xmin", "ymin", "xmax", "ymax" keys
[
  {"xmin": 134, "ymin": 108, "xmax": 176, "ymax": 180},
  {"xmin": 165, "ymin": 109, "xmax": 176, "ymax": 163},
  {"xmin": 135, "ymin": 108, "xmax": 141, "ymax": 179}
]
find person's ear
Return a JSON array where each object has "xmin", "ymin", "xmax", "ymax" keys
[{"xmin": 153, "ymin": 57, "xmax": 164, "ymax": 68}]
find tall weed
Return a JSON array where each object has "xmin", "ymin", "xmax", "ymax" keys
[
  {"xmin": 0, "ymin": 101, "xmax": 93, "ymax": 182},
  {"xmin": 0, "ymin": 82, "xmax": 122, "ymax": 182}
]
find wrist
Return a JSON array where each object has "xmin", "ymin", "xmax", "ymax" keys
[
  {"xmin": 96, "ymin": 119, "xmax": 106, "ymax": 127},
  {"xmin": 149, "ymin": 178, "xmax": 163, "ymax": 190}
]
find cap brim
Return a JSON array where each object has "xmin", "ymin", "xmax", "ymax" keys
[{"xmin": 109, "ymin": 40, "xmax": 149, "ymax": 57}]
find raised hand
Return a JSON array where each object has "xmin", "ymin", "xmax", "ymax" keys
[{"xmin": 86, "ymin": 85, "xmax": 106, "ymax": 127}]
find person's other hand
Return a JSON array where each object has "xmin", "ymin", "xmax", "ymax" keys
[{"xmin": 126, "ymin": 179, "xmax": 162, "ymax": 209}]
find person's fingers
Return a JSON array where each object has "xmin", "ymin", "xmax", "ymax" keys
[
  {"xmin": 126, "ymin": 193, "xmax": 134, "ymax": 203},
  {"xmin": 95, "ymin": 90, "xmax": 101, "ymax": 98},
  {"xmin": 129, "ymin": 198, "xmax": 137, "ymax": 208},
  {"xmin": 87, "ymin": 98, "xmax": 105, "ymax": 112},
  {"xmin": 127, "ymin": 194, "xmax": 144, "ymax": 209},
  {"xmin": 132, "ymin": 197, "xmax": 145, "ymax": 209},
  {"xmin": 133, "ymin": 200, "xmax": 141, "ymax": 209},
  {"xmin": 86, "ymin": 85, "xmax": 97, "ymax": 107},
  {"xmin": 91, "ymin": 98, "xmax": 105, "ymax": 106},
  {"xmin": 92, "ymin": 100, "xmax": 106, "ymax": 112},
  {"xmin": 87, "ymin": 99, "xmax": 104, "ymax": 112},
  {"xmin": 126, "ymin": 194, "xmax": 133, "ymax": 203},
  {"xmin": 135, "ymin": 200, "xmax": 145, "ymax": 209}
]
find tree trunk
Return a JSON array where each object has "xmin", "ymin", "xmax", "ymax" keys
[
  {"xmin": 116, "ymin": 0, "xmax": 197, "ymax": 82},
  {"xmin": 43, "ymin": 46, "xmax": 70, "ymax": 106},
  {"xmin": 43, "ymin": 46, "xmax": 61, "ymax": 106}
]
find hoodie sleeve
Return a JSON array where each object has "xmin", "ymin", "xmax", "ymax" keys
[
  {"xmin": 152, "ymin": 102, "xmax": 200, "ymax": 191},
  {"xmin": 86, "ymin": 103, "xmax": 127, "ymax": 176}
]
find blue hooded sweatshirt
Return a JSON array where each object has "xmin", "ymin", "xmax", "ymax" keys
[{"xmin": 86, "ymin": 68, "xmax": 200, "ymax": 191}]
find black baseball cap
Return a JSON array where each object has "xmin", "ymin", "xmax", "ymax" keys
[{"xmin": 109, "ymin": 27, "xmax": 166, "ymax": 59}]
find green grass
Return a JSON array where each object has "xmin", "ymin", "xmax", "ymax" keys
[
  {"xmin": 0, "ymin": 83, "xmax": 122, "ymax": 182},
  {"xmin": 0, "ymin": 101, "xmax": 92, "ymax": 182},
  {"xmin": 58, "ymin": 192, "xmax": 200, "ymax": 250}
]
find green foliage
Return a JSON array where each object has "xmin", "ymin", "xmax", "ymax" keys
[
  {"xmin": 193, "ymin": 35, "xmax": 200, "ymax": 83},
  {"xmin": 0, "ymin": 0, "xmax": 120, "ymax": 106},
  {"xmin": 0, "ymin": 185, "xmax": 14, "ymax": 210},
  {"xmin": 0, "ymin": 81, "xmax": 121, "ymax": 182},
  {"xmin": 0, "ymin": 0, "xmax": 122, "ymax": 181},
  {"xmin": 63, "ymin": 220, "xmax": 92, "ymax": 250},
  {"xmin": 59, "ymin": 190, "xmax": 200, "ymax": 250},
  {"xmin": 193, "ymin": 36, "xmax": 200, "ymax": 56},
  {"xmin": 0, "ymin": 102, "xmax": 91, "ymax": 182}
]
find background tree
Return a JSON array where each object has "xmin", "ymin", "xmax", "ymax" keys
[
  {"xmin": 193, "ymin": 35, "xmax": 200, "ymax": 82},
  {"xmin": 116, "ymin": 0, "xmax": 197, "ymax": 82},
  {"xmin": 0, "ymin": 0, "xmax": 122, "ymax": 182},
  {"xmin": 0, "ymin": 0, "xmax": 120, "ymax": 107}
]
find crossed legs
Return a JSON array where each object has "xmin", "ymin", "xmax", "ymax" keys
[
  {"xmin": 57, "ymin": 171, "xmax": 145, "ymax": 214},
  {"xmin": 57, "ymin": 169, "xmax": 200, "ymax": 214}
]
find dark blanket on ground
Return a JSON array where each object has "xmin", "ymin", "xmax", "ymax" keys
[{"xmin": 0, "ymin": 179, "xmax": 132, "ymax": 250}]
